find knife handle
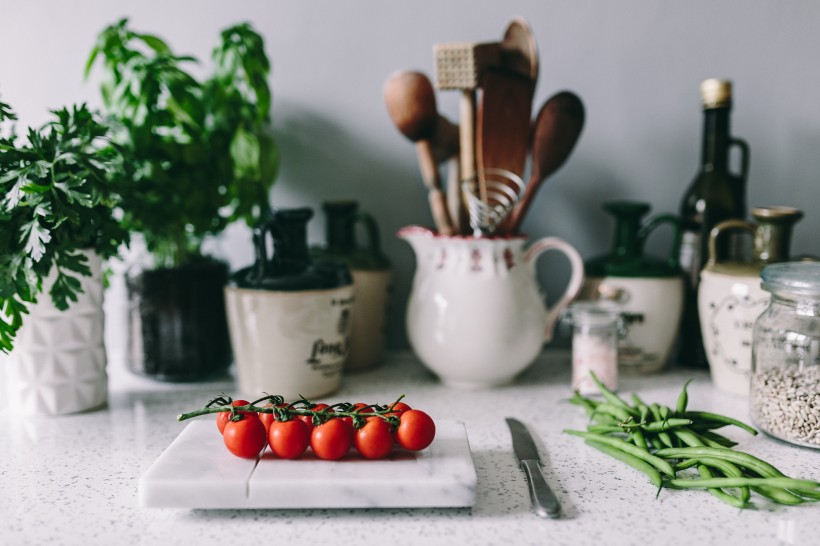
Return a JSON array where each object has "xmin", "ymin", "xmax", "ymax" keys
[{"xmin": 520, "ymin": 459, "xmax": 561, "ymax": 519}]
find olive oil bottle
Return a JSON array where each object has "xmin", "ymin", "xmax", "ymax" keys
[{"xmin": 677, "ymin": 79, "xmax": 749, "ymax": 367}]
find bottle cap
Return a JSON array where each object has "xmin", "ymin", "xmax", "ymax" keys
[{"xmin": 700, "ymin": 78, "xmax": 732, "ymax": 109}]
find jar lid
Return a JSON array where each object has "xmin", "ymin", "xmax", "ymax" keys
[
  {"xmin": 566, "ymin": 301, "xmax": 621, "ymax": 327},
  {"xmin": 761, "ymin": 262, "xmax": 820, "ymax": 296}
]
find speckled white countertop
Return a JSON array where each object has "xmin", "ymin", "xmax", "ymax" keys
[{"xmin": 1, "ymin": 350, "xmax": 819, "ymax": 546}]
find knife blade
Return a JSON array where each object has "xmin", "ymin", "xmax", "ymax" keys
[{"xmin": 505, "ymin": 417, "xmax": 561, "ymax": 519}]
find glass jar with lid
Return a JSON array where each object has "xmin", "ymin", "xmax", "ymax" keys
[
  {"xmin": 565, "ymin": 301, "xmax": 623, "ymax": 396},
  {"xmin": 750, "ymin": 262, "xmax": 820, "ymax": 449}
]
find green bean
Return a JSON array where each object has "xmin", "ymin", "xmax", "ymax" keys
[
  {"xmin": 569, "ymin": 392, "xmax": 599, "ymax": 415},
  {"xmin": 655, "ymin": 446, "xmax": 785, "ymax": 478},
  {"xmin": 587, "ymin": 424, "xmax": 627, "ymax": 434},
  {"xmin": 676, "ymin": 379, "xmax": 693, "ymax": 414},
  {"xmin": 671, "ymin": 429, "xmax": 702, "ymax": 448},
  {"xmin": 667, "ymin": 477, "xmax": 820, "ymax": 491},
  {"xmin": 630, "ymin": 429, "xmax": 648, "ymax": 451},
  {"xmin": 591, "ymin": 403, "xmax": 634, "ymax": 423},
  {"xmin": 565, "ymin": 430, "xmax": 676, "ymax": 476},
  {"xmin": 642, "ymin": 419, "xmax": 693, "ymax": 432},
  {"xmin": 589, "ymin": 372, "xmax": 639, "ymax": 417},
  {"xmin": 646, "ymin": 404, "xmax": 675, "ymax": 448},
  {"xmin": 674, "ymin": 458, "xmax": 700, "ymax": 471},
  {"xmin": 696, "ymin": 464, "xmax": 748, "ymax": 508},
  {"xmin": 698, "ymin": 456, "xmax": 751, "ymax": 505},
  {"xmin": 585, "ymin": 440, "xmax": 663, "ymax": 488},
  {"xmin": 649, "ymin": 435, "xmax": 664, "ymax": 451},
  {"xmin": 696, "ymin": 430, "xmax": 738, "ymax": 448},
  {"xmin": 682, "ymin": 411, "xmax": 758, "ymax": 436},
  {"xmin": 751, "ymin": 485, "xmax": 805, "ymax": 505}
]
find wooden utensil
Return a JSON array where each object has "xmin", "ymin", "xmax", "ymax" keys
[
  {"xmin": 434, "ymin": 42, "xmax": 501, "ymax": 205},
  {"xmin": 384, "ymin": 70, "xmax": 454, "ymax": 235},
  {"xmin": 502, "ymin": 91, "xmax": 585, "ymax": 234},
  {"xmin": 476, "ymin": 18, "xmax": 538, "ymax": 203}
]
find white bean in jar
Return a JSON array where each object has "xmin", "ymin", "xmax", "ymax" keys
[{"xmin": 750, "ymin": 262, "xmax": 820, "ymax": 449}]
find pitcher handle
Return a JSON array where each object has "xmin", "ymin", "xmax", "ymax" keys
[
  {"xmin": 356, "ymin": 211, "xmax": 383, "ymax": 257},
  {"xmin": 251, "ymin": 210, "xmax": 279, "ymax": 281},
  {"xmin": 524, "ymin": 237, "xmax": 585, "ymax": 343},
  {"xmin": 707, "ymin": 219, "xmax": 755, "ymax": 267},
  {"xmin": 638, "ymin": 214, "xmax": 683, "ymax": 270}
]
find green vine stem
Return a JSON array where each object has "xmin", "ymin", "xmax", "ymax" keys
[{"xmin": 177, "ymin": 394, "xmax": 408, "ymax": 429}]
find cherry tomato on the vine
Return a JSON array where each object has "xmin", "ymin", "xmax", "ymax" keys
[
  {"xmin": 268, "ymin": 418, "xmax": 310, "ymax": 459},
  {"xmin": 216, "ymin": 400, "xmax": 251, "ymax": 434},
  {"xmin": 310, "ymin": 418, "xmax": 353, "ymax": 460},
  {"xmin": 385, "ymin": 401, "xmax": 412, "ymax": 418},
  {"xmin": 354, "ymin": 417, "xmax": 394, "ymax": 459},
  {"xmin": 396, "ymin": 410, "xmax": 436, "ymax": 451},
  {"xmin": 223, "ymin": 414, "xmax": 267, "ymax": 459},
  {"xmin": 298, "ymin": 403, "xmax": 330, "ymax": 430},
  {"xmin": 258, "ymin": 402, "xmax": 280, "ymax": 433}
]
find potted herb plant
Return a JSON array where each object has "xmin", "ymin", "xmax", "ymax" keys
[
  {"xmin": 0, "ymin": 99, "xmax": 128, "ymax": 414},
  {"xmin": 86, "ymin": 20, "xmax": 278, "ymax": 381}
]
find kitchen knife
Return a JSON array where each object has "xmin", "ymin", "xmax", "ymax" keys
[{"xmin": 505, "ymin": 417, "xmax": 561, "ymax": 519}]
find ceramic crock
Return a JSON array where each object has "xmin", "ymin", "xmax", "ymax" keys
[
  {"xmin": 4, "ymin": 250, "xmax": 107, "ymax": 415},
  {"xmin": 225, "ymin": 208, "xmax": 353, "ymax": 400},
  {"xmin": 398, "ymin": 226, "xmax": 584, "ymax": 389},
  {"xmin": 699, "ymin": 206, "xmax": 804, "ymax": 396},
  {"xmin": 580, "ymin": 201, "xmax": 683, "ymax": 373},
  {"xmin": 311, "ymin": 201, "xmax": 392, "ymax": 371}
]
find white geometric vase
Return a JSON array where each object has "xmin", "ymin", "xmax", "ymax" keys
[{"xmin": 4, "ymin": 250, "xmax": 107, "ymax": 415}]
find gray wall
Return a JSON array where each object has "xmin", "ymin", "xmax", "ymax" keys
[{"xmin": 3, "ymin": 1, "xmax": 820, "ymax": 355}]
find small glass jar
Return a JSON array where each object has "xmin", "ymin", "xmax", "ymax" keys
[
  {"xmin": 751, "ymin": 262, "xmax": 820, "ymax": 449},
  {"xmin": 566, "ymin": 301, "xmax": 622, "ymax": 395}
]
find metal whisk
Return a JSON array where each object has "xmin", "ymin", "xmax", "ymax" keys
[{"xmin": 462, "ymin": 168, "xmax": 525, "ymax": 236}]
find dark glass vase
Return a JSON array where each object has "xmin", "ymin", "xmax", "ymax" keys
[{"xmin": 126, "ymin": 260, "xmax": 231, "ymax": 381}]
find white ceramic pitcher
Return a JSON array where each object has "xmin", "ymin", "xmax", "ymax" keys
[{"xmin": 398, "ymin": 226, "xmax": 584, "ymax": 389}]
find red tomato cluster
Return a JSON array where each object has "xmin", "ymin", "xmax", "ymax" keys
[{"xmin": 217, "ymin": 400, "xmax": 435, "ymax": 461}]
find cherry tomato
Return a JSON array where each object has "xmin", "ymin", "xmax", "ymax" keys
[
  {"xmin": 216, "ymin": 400, "xmax": 250, "ymax": 434},
  {"xmin": 352, "ymin": 402, "xmax": 374, "ymax": 413},
  {"xmin": 268, "ymin": 418, "xmax": 310, "ymax": 459},
  {"xmin": 258, "ymin": 403, "xmax": 281, "ymax": 434},
  {"xmin": 223, "ymin": 414, "xmax": 267, "ymax": 459},
  {"xmin": 354, "ymin": 417, "xmax": 394, "ymax": 459},
  {"xmin": 298, "ymin": 403, "xmax": 330, "ymax": 430},
  {"xmin": 396, "ymin": 410, "xmax": 436, "ymax": 451},
  {"xmin": 388, "ymin": 402, "xmax": 412, "ymax": 413},
  {"xmin": 310, "ymin": 418, "xmax": 353, "ymax": 460},
  {"xmin": 385, "ymin": 401, "xmax": 412, "ymax": 419}
]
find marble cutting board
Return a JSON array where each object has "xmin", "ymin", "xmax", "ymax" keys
[{"xmin": 139, "ymin": 420, "xmax": 477, "ymax": 509}]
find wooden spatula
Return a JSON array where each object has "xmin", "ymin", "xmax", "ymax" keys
[{"xmin": 476, "ymin": 18, "xmax": 538, "ymax": 205}]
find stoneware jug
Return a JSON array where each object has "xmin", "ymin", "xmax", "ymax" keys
[
  {"xmin": 398, "ymin": 226, "xmax": 584, "ymax": 389},
  {"xmin": 699, "ymin": 206, "xmax": 803, "ymax": 396},
  {"xmin": 311, "ymin": 201, "xmax": 392, "ymax": 371},
  {"xmin": 581, "ymin": 201, "xmax": 683, "ymax": 373},
  {"xmin": 225, "ymin": 208, "xmax": 354, "ymax": 400}
]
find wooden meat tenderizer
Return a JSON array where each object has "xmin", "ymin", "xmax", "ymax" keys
[{"xmin": 434, "ymin": 42, "xmax": 501, "ymax": 211}]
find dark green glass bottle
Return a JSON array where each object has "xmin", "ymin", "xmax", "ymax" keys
[{"xmin": 677, "ymin": 79, "xmax": 749, "ymax": 368}]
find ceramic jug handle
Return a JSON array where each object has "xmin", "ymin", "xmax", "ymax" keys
[
  {"xmin": 356, "ymin": 211, "xmax": 383, "ymax": 256},
  {"xmin": 639, "ymin": 214, "xmax": 683, "ymax": 270},
  {"xmin": 524, "ymin": 237, "xmax": 585, "ymax": 343},
  {"xmin": 707, "ymin": 219, "xmax": 755, "ymax": 266},
  {"xmin": 251, "ymin": 213, "xmax": 279, "ymax": 280}
]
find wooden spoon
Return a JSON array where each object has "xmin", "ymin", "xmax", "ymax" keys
[
  {"xmin": 384, "ymin": 70, "xmax": 453, "ymax": 234},
  {"xmin": 502, "ymin": 91, "xmax": 585, "ymax": 234}
]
